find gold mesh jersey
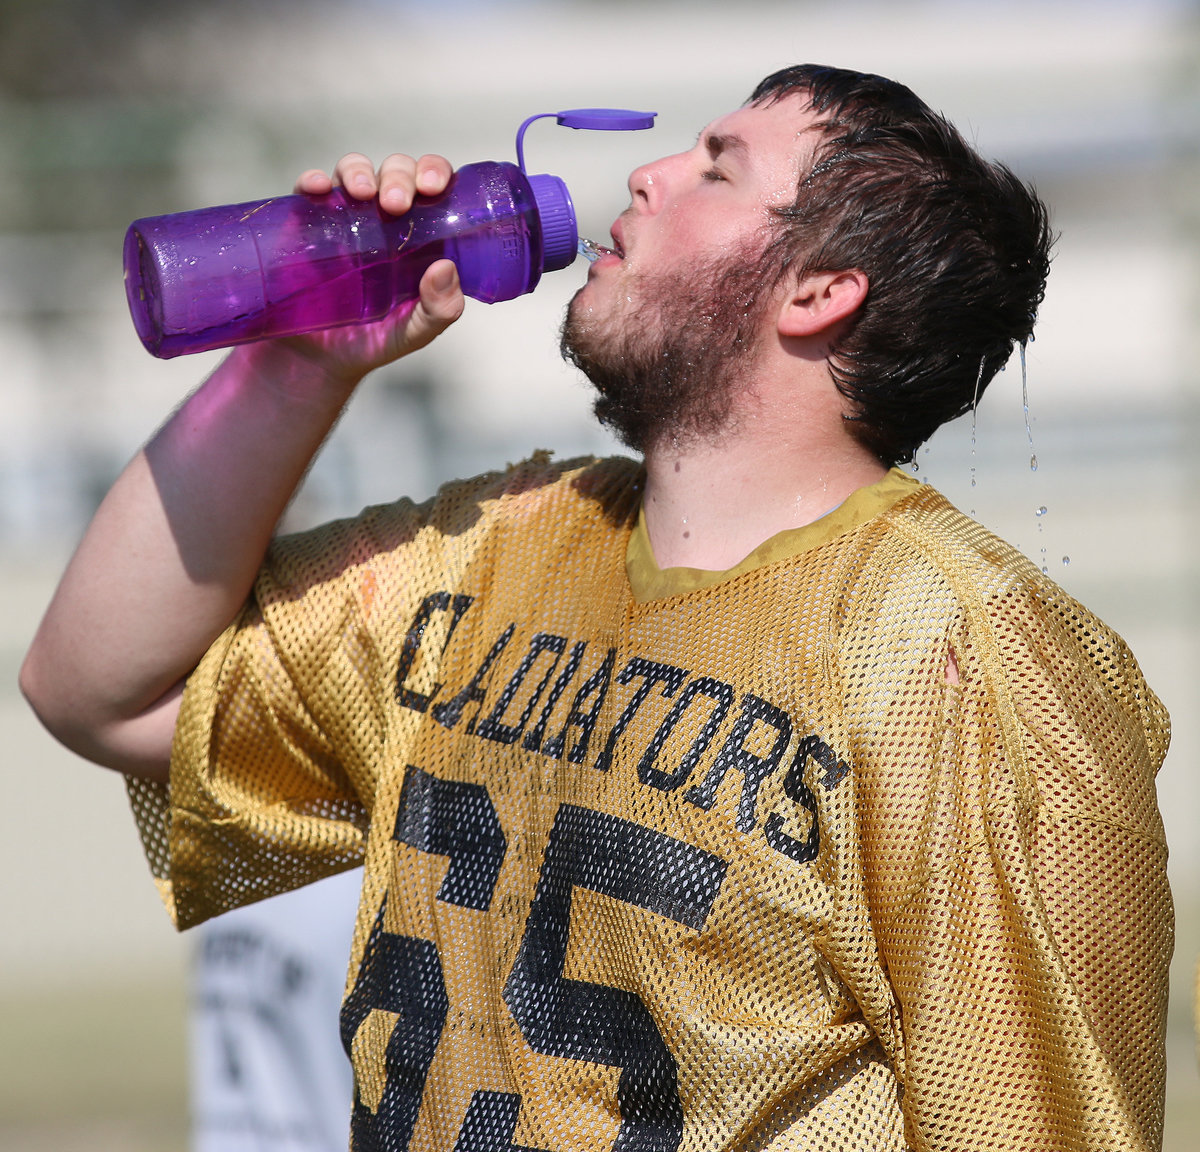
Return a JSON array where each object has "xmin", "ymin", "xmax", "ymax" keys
[{"xmin": 127, "ymin": 456, "xmax": 1172, "ymax": 1152}]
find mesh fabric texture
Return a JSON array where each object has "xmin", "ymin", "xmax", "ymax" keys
[{"xmin": 128, "ymin": 457, "xmax": 1171, "ymax": 1152}]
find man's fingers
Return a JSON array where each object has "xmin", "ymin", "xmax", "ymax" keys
[
  {"xmin": 293, "ymin": 168, "xmax": 333, "ymax": 196},
  {"xmin": 374, "ymin": 153, "xmax": 419, "ymax": 214},
  {"xmin": 412, "ymin": 154, "xmax": 454, "ymax": 197},
  {"xmin": 295, "ymin": 153, "xmax": 456, "ymax": 216},
  {"xmin": 377, "ymin": 153, "xmax": 453, "ymax": 215},
  {"xmin": 332, "ymin": 152, "xmax": 381, "ymax": 199}
]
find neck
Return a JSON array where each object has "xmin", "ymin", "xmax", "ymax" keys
[{"xmin": 640, "ymin": 415, "xmax": 888, "ymax": 571}]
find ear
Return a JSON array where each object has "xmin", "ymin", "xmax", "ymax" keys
[{"xmin": 776, "ymin": 269, "xmax": 868, "ymax": 339}]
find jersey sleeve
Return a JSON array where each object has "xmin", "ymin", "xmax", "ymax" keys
[
  {"xmin": 126, "ymin": 455, "xmax": 606, "ymax": 933},
  {"xmin": 844, "ymin": 531, "xmax": 1170, "ymax": 1151},
  {"xmin": 127, "ymin": 496, "xmax": 436, "ymax": 931}
]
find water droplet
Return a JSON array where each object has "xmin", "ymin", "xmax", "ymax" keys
[
  {"xmin": 1062, "ymin": 556, "xmax": 1071, "ymax": 566},
  {"xmin": 1029, "ymin": 455, "xmax": 1039, "ymax": 473},
  {"xmin": 1036, "ymin": 506, "xmax": 1047, "ymax": 517}
]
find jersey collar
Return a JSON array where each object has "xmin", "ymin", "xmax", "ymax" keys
[{"xmin": 625, "ymin": 467, "xmax": 921, "ymax": 603}]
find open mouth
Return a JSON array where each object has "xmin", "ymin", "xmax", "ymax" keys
[{"xmin": 578, "ymin": 237, "xmax": 622, "ymax": 263}]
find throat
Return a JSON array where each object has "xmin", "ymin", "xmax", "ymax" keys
[{"xmin": 641, "ymin": 450, "xmax": 888, "ymax": 571}]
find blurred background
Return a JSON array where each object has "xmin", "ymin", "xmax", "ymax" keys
[{"xmin": 2, "ymin": 0, "xmax": 1198, "ymax": 1148}]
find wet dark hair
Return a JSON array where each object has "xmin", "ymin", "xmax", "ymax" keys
[{"xmin": 750, "ymin": 64, "xmax": 1054, "ymax": 466}]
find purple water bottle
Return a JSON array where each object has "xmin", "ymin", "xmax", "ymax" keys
[{"xmin": 124, "ymin": 108, "xmax": 655, "ymax": 359}]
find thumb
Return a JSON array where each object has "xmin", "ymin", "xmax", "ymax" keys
[{"xmin": 403, "ymin": 260, "xmax": 465, "ymax": 352}]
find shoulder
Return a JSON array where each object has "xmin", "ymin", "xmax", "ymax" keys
[
  {"xmin": 842, "ymin": 480, "xmax": 1168, "ymax": 771},
  {"xmin": 455, "ymin": 451, "xmax": 643, "ymax": 529},
  {"xmin": 863, "ymin": 478, "xmax": 1033, "ymax": 590},
  {"xmin": 842, "ymin": 482, "xmax": 1167, "ymax": 847},
  {"xmin": 877, "ymin": 482, "xmax": 1132, "ymax": 673},
  {"xmin": 842, "ymin": 478, "xmax": 1064, "ymax": 628},
  {"xmin": 262, "ymin": 453, "xmax": 643, "ymax": 593}
]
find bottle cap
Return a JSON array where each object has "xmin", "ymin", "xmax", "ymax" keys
[{"xmin": 528, "ymin": 173, "xmax": 578, "ymax": 273}]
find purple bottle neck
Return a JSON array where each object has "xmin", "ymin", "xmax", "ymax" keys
[{"xmin": 527, "ymin": 174, "xmax": 576, "ymax": 273}]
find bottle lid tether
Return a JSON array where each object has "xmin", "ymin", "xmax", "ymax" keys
[
  {"xmin": 515, "ymin": 108, "xmax": 656, "ymax": 273},
  {"xmin": 514, "ymin": 108, "xmax": 658, "ymax": 173}
]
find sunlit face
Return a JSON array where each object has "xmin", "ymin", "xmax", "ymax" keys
[{"xmin": 561, "ymin": 94, "xmax": 821, "ymax": 451}]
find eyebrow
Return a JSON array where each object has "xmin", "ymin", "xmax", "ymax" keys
[{"xmin": 702, "ymin": 131, "xmax": 749, "ymax": 162}]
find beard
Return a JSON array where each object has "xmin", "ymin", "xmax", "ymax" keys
[{"xmin": 559, "ymin": 240, "xmax": 777, "ymax": 454}]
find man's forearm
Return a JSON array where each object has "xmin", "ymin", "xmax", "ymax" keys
[{"xmin": 20, "ymin": 341, "xmax": 362, "ymax": 780}]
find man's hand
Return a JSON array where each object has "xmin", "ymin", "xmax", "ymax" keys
[{"xmin": 275, "ymin": 152, "xmax": 466, "ymax": 386}]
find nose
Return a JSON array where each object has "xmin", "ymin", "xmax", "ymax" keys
[{"xmin": 627, "ymin": 157, "xmax": 666, "ymax": 213}]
